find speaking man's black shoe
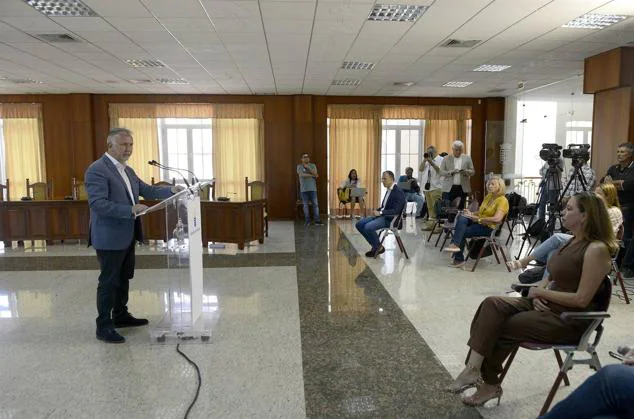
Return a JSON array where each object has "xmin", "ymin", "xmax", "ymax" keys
[
  {"xmin": 113, "ymin": 314, "xmax": 149, "ymax": 328},
  {"xmin": 96, "ymin": 328, "xmax": 125, "ymax": 344}
]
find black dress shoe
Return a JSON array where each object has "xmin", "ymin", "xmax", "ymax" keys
[
  {"xmin": 365, "ymin": 249, "xmax": 376, "ymax": 257},
  {"xmin": 364, "ymin": 246, "xmax": 385, "ymax": 258},
  {"xmin": 377, "ymin": 245, "xmax": 385, "ymax": 255},
  {"xmin": 96, "ymin": 328, "xmax": 125, "ymax": 344},
  {"xmin": 113, "ymin": 314, "xmax": 149, "ymax": 328}
]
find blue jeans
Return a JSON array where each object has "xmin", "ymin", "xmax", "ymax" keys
[
  {"xmin": 450, "ymin": 215, "xmax": 492, "ymax": 262},
  {"xmin": 405, "ymin": 192, "xmax": 425, "ymax": 216},
  {"xmin": 531, "ymin": 233, "xmax": 572, "ymax": 280},
  {"xmin": 301, "ymin": 190, "xmax": 320, "ymax": 223},
  {"xmin": 540, "ymin": 364, "xmax": 634, "ymax": 419},
  {"xmin": 355, "ymin": 216, "xmax": 390, "ymax": 250}
]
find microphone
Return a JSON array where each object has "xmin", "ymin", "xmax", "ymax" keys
[
  {"xmin": 152, "ymin": 160, "xmax": 200, "ymax": 184},
  {"xmin": 148, "ymin": 160, "xmax": 191, "ymax": 188}
]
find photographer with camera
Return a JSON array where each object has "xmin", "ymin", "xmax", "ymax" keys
[
  {"xmin": 537, "ymin": 143, "xmax": 564, "ymax": 220},
  {"xmin": 439, "ymin": 140, "xmax": 474, "ymax": 211},
  {"xmin": 562, "ymin": 144, "xmax": 595, "ymax": 198},
  {"xmin": 604, "ymin": 142, "xmax": 634, "ymax": 276},
  {"xmin": 419, "ymin": 145, "xmax": 444, "ymax": 231}
]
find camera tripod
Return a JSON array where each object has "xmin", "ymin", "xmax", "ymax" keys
[
  {"xmin": 559, "ymin": 163, "xmax": 589, "ymax": 199},
  {"xmin": 516, "ymin": 165, "xmax": 563, "ymax": 258}
]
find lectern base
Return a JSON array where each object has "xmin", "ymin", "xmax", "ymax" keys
[{"xmin": 149, "ymin": 311, "xmax": 218, "ymax": 345}]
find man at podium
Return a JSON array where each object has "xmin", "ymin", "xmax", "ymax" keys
[{"xmin": 85, "ymin": 128, "xmax": 182, "ymax": 344}]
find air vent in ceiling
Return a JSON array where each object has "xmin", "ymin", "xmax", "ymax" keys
[
  {"xmin": 440, "ymin": 39, "xmax": 481, "ymax": 48},
  {"xmin": 35, "ymin": 33, "xmax": 80, "ymax": 43},
  {"xmin": 156, "ymin": 78, "xmax": 190, "ymax": 85}
]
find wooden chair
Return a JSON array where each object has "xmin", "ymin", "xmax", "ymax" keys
[
  {"xmin": 245, "ymin": 177, "xmax": 268, "ymax": 237},
  {"xmin": 71, "ymin": 177, "xmax": 88, "ymax": 200},
  {"xmin": 199, "ymin": 179, "xmax": 216, "ymax": 201},
  {"xmin": 0, "ymin": 179, "xmax": 9, "ymax": 201},
  {"xmin": 151, "ymin": 177, "xmax": 176, "ymax": 186},
  {"xmin": 26, "ymin": 178, "xmax": 52, "ymax": 200},
  {"xmin": 492, "ymin": 278, "xmax": 612, "ymax": 416}
]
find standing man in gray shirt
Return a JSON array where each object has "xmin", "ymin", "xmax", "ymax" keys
[{"xmin": 297, "ymin": 152, "xmax": 323, "ymax": 226}]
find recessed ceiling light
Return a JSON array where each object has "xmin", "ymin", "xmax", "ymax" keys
[
  {"xmin": 443, "ymin": 81, "xmax": 473, "ymax": 88},
  {"xmin": 473, "ymin": 64, "xmax": 511, "ymax": 72},
  {"xmin": 125, "ymin": 59, "xmax": 165, "ymax": 68},
  {"xmin": 24, "ymin": 0, "xmax": 97, "ymax": 17},
  {"xmin": 368, "ymin": 4, "xmax": 428, "ymax": 22},
  {"xmin": 341, "ymin": 61, "xmax": 375, "ymax": 71},
  {"xmin": 563, "ymin": 13, "xmax": 628, "ymax": 29},
  {"xmin": 332, "ymin": 79, "xmax": 360, "ymax": 86},
  {"xmin": 7, "ymin": 78, "xmax": 44, "ymax": 84},
  {"xmin": 394, "ymin": 81, "xmax": 415, "ymax": 87},
  {"xmin": 156, "ymin": 78, "xmax": 190, "ymax": 85}
]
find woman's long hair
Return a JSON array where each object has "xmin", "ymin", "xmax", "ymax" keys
[
  {"xmin": 598, "ymin": 183, "xmax": 620, "ymax": 208},
  {"xmin": 348, "ymin": 169, "xmax": 358, "ymax": 182},
  {"xmin": 574, "ymin": 191, "xmax": 619, "ymax": 255}
]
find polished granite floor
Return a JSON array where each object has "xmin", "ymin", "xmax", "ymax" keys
[{"xmin": 0, "ymin": 219, "xmax": 631, "ymax": 418}]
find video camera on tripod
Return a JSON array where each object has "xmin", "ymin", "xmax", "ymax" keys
[
  {"xmin": 562, "ymin": 144, "xmax": 590, "ymax": 168},
  {"xmin": 539, "ymin": 143, "xmax": 563, "ymax": 167}
]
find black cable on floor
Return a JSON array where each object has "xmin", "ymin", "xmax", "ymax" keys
[{"xmin": 176, "ymin": 343, "xmax": 202, "ymax": 419}]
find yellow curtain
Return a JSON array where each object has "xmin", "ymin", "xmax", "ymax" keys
[
  {"xmin": 4, "ymin": 117, "xmax": 46, "ymax": 200},
  {"xmin": 109, "ymin": 103, "xmax": 262, "ymax": 119},
  {"xmin": 110, "ymin": 118, "xmax": 159, "ymax": 184},
  {"xmin": 424, "ymin": 120, "xmax": 469, "ymax": 155},
  {"xmin": 328, "ymin": 105, "xmax": 472, "ymax": 120},
  {"xmin": 212, "ymin": 118, "xmax": 264, "ymax": 201},
  {"xmin": 328, "ymin": 118, "xmax": 380, "ymax": 213}
]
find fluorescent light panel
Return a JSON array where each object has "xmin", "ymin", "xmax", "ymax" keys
[
  {"xmin": 368, "ymin": 4, "xmax": 428, "ymax": 22},
  {"xmin": 341, "ymin": 61, "xmax": 375, "ymax": 71},
  {"xmin": 24, "ymin": 0, "xmax": 97, "ymax": 17},
  {"xmin": 473, "ymin": 64, "xmax": 511, "ymax": 72},
  {"xmin": 125, "ymin": 59, "xmax": 166, "ymax": 68},
  {"xmin": 332, "ymin": 79, "xmax": 360, "ymax": 86},
  {"xmin": 443, "ymin": 81, "xmax": 473, "ymax": 88},
  {"xmin": 156, "ymin": 78, "xmax": 190, "ymax": 85},
  {"xmin": 563, "ymin": 13, "xmax": 628, "ymax": 29}
]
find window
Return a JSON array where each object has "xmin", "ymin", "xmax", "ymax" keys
[
  {"xmin": 380, "ymin": 119, "xmax": 424, "ymax": 203},
  {"xmin": 565, "ymin": 120, "xmax": 592, "ymax": 148},
  {"xmin": 157, "ymin": 118, "xmax": 213, "ymax": 183}
]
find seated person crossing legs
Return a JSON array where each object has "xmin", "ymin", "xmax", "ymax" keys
[
  {"xmin": 445, "ymin": 192, "xmax": 617, "ymax": 408},
  {"xmin": 398, "ymin": 167, "xmax": 425, "ymax": 218},
  {"xmin": 443, "ymin": 177, "xmax": 509, "ymax": 268},
  {"xmin": 355, "ymin": 170, "xmax": 406, "ymax": 258}
]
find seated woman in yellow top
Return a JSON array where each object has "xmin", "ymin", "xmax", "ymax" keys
[{"xmin": 444, "ymin": 177, "xmax": 509, "ymax": 268}]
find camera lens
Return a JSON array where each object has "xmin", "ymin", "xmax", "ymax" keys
[{"xmin": 423, "ymin": 153, "xmax": 429, "ymax": 158}]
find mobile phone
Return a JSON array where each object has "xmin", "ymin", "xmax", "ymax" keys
[{"xmin": 609, "ymin": 351, "xmax": 625, "ymax": 361}]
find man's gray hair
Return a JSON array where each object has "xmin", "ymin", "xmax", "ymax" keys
[
  {"xmin": 107, "ymin": 128, "xmax": 133, "ymax": 146},
  {"xmin": 452, "ymin": 140, "xmax": 464, "ymax": 150},
  {"xmin": 618, "ymin": 143, "xmax": 634, "ymax": 154}
]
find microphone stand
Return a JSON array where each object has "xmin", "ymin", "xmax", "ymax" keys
[{"xmin": 148, "ymin": 160, "xmax": 192, "ymax": 188}]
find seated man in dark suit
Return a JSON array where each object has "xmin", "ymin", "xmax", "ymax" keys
[{"xmin": 355, "ymin": 170, "xmax": 406, "ymax": 257}]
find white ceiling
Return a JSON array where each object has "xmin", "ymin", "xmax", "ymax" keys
[{"xmin": 0, "ymin": 0, "xmax": 633, "ymax": 97}]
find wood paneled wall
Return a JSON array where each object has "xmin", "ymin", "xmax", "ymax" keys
[{"xmin": 1, "ymin": 93, "xmax": 504, "ymax": 219}]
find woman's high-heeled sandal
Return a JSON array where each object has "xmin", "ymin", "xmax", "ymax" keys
[
  {"xmin": 444, "ymin": 366, "xmax": 483, "ymax": 394},
  {"xmin": 461, "ymin": 384, "xmax": 503, "ymax": 407}
]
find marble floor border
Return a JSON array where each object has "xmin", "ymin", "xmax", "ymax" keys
[
  {"xmin": 295, "ymin": 221, "xmax": 481, "ymax": 418},
  {"xmin": 0, "ymin": 252, "xmax": 296, "ymax": 271}
]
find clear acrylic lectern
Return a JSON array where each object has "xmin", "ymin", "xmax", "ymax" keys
[{"xmin": 136, "ymin": 182, "xmax": 217, "ymax": 344}]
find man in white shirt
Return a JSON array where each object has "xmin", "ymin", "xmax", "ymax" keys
[
  {"xmin": 439, "ymin": 140, "xmax": 475, "ymax": 212},
  {"xmin": 419, "ymin": 145, "xmax": 444, "ymax": 231}
]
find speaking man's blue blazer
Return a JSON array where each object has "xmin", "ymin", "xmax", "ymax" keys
[
  {"xmin": 85, "ymin": 155, "xmax": 173, "ymax": 250},
  {"xmin": 378, "ymin": 185, "xmax": 407, "ymax": 221}
]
